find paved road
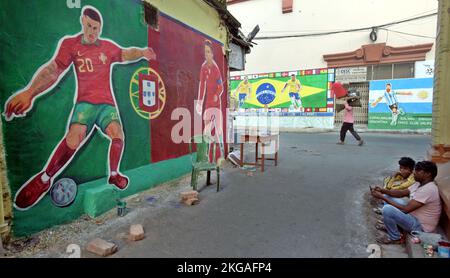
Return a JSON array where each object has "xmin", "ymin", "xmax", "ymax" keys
[{"xmin": 113, "ymin": 132, "xmax": 430, "ymax": 258}]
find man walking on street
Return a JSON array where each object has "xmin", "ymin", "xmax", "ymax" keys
[{"xmin": 337, "ymin": 99, "xmax": 364, "ymax": 146}]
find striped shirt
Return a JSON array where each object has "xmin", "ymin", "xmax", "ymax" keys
[{"xmin": 383, "ymin": 90, "xmax": 399, "ymax": 106}]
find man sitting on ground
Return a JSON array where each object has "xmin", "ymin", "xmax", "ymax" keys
[
  {"xmin": 384, "ymin": 157, "xmax": 416, "ymax": 191},
  {"xmin": 371, "ymin": 161, "xmax": 442, "ymax": 244},
  {"xmin": 373, "ymin": 157, "xmax": 416, "ymax": 214}
]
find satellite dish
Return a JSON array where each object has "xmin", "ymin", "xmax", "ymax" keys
[{"xmin": 246, "ymin": 25, "xmax": 260, "ymax": 42}]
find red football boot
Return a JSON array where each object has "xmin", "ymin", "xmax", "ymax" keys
[
  {"xmin": 108, "ymin": 173, "xmax": 129, "ymax": 190},
  {"xmin": 14, "ymin": 172, "xmax": 51, "ymax": 210}
]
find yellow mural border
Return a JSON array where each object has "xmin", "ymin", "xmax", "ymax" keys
[{"xmin": 145, "ymin": 0, "xmax": 227, "ymax": 45}]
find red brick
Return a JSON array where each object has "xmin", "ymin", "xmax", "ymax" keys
[
  {"xmin": 86, "ymin": 238, "xmax": 117, "ymax": 257},
  {"xmin": 183, "ymin": 198, "xmax": 199, "ymax": 206},
  {"xmin": 129, "ymin": 224, "xmax": 145, "ymax": 241},
  {"xmin": 180, "ymin": 191, "xmax": 198, "ymax": 201}
]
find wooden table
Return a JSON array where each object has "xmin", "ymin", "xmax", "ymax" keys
[{"xmin": 239, "ymin": 133, "xmax": 279, "ymax": 172}]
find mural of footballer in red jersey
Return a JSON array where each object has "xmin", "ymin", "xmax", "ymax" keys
[
  {"xmin": 196, "ymin": 40, "xmax": 224, "ymax": 162},
  {"xmin": 3, "ymin": 6, "xmax": 156, "ymax": 210}
]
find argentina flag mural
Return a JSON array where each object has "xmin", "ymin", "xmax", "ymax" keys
[{"xmin": 369, "ymin": 78, "xmax": 433, "ymax": 130}]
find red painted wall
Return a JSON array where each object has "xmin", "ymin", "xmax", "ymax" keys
[{"xmin": 150, "ymin": 13, "xmax": 228, "ymax": 163}]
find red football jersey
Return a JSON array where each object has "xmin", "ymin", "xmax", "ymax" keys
[
  {"xmin": 55, "ymin": 34, "xmax": 122, "ymax": 106},
  {"xmin": 198, "ymin": 61, "xmax": 223, "ymax": 109}
]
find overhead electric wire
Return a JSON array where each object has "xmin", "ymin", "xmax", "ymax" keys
[
  {"xmin": 379, "ymin": 28, "xmax": 436, "ymax": 39},
  {"xmin": 254, "ymin": 12, "xmax": 437, "ymax": 40},
  {"xmin": 243, "ymin": 9, "xmax": 437, "ymax": 35}
]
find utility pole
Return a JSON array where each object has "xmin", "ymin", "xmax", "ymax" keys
[{"xmin": 428, "ymin": 0, "xmax": 450, "ymax": 239}]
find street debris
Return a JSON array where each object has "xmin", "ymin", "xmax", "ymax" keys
[
  {"xmin": 95, "ymin": 219, "xmax": 104, "ymax": 226},
  {"xmin": 6, "ymin": 236, "xmax": 40, "ymax": 253},
  {"xmin": 366, "ymin": 244, "xmax": 381, "ymax": 258},
  {"xmin": 183, "ymin": 198, "xmax": 199, "ymax": 206},
  {"xmin": 66, "ymin": 244, "xmax": 81, "ymax": 258},
  {"xmin": 180, "ymin": 190, "xmax": 199, "ymax": 206},
  {"xmin": 2, "ymin": 173, "xmax": 201, "ymax": 257},
  {"xmin": 227, "ymin": 150, "xmax": 241, "ymax": 166},
  {"xmin": 129, "ymin": 224, "xmax": 145, "ymax": 241},
  {"xmin": 180, "ymin": 191, "xmax": 198, "ymax": 201},
  {"xmin": 145, "ymin": 196, "xmax": 157, "ymax": 206},
  {"xmin": 86, "ymin": 238, "xmax": 118, "ymax": 257}
]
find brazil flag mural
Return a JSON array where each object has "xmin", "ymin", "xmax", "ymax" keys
[{"xmin": 230, "ymin": 69, "xmax": 330, "ymax": 111}]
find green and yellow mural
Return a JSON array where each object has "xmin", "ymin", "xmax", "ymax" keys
[{"xmin": 230, "ymin": 69, "xmax": 332, "ymax": 112}]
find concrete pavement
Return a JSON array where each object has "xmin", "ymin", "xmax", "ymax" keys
[{"xmin": 110, "ymin": 132, "xmax": 430, "ymax": 258}]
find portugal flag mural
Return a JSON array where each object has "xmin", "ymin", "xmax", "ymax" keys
[{"xmin": 0, "ymin": 0, "xmax": 228, "ymax": 236}]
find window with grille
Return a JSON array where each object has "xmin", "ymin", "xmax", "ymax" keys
[
  {"xmin": 372, "ymin": 64, "xmax": 392, "ymax": 80},
  {"xmin": 367, "ymin": 63, "xmax": 415, "ymax": 80},
  {"xmin": 393, "ymin": 63, "xmax": 415, "ymax": 79}
]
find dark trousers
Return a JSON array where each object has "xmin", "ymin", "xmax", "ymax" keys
[{"xmin": 340, "ymin": 122, "xmax": 361, "ymax": 142}]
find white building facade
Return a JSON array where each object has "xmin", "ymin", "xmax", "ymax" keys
[
  {"xmin": 228, "ymin": 0, "xmax": 437, "ymax": 130},
  {"xmin": 228, "ymin": 0, "xmax": 437, "ymax": 74}
]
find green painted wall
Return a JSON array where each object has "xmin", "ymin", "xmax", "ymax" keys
[
  {"xmin": 0, "ymin": 0, "xmax": 201, "ymax": 237},
  {"xmin": 1, "ymin": 0, "xmax": 151, "ymax": 187},
  {"xmin": 13, "ymin": 155, "xmax": 192, "ymax": 237}
]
